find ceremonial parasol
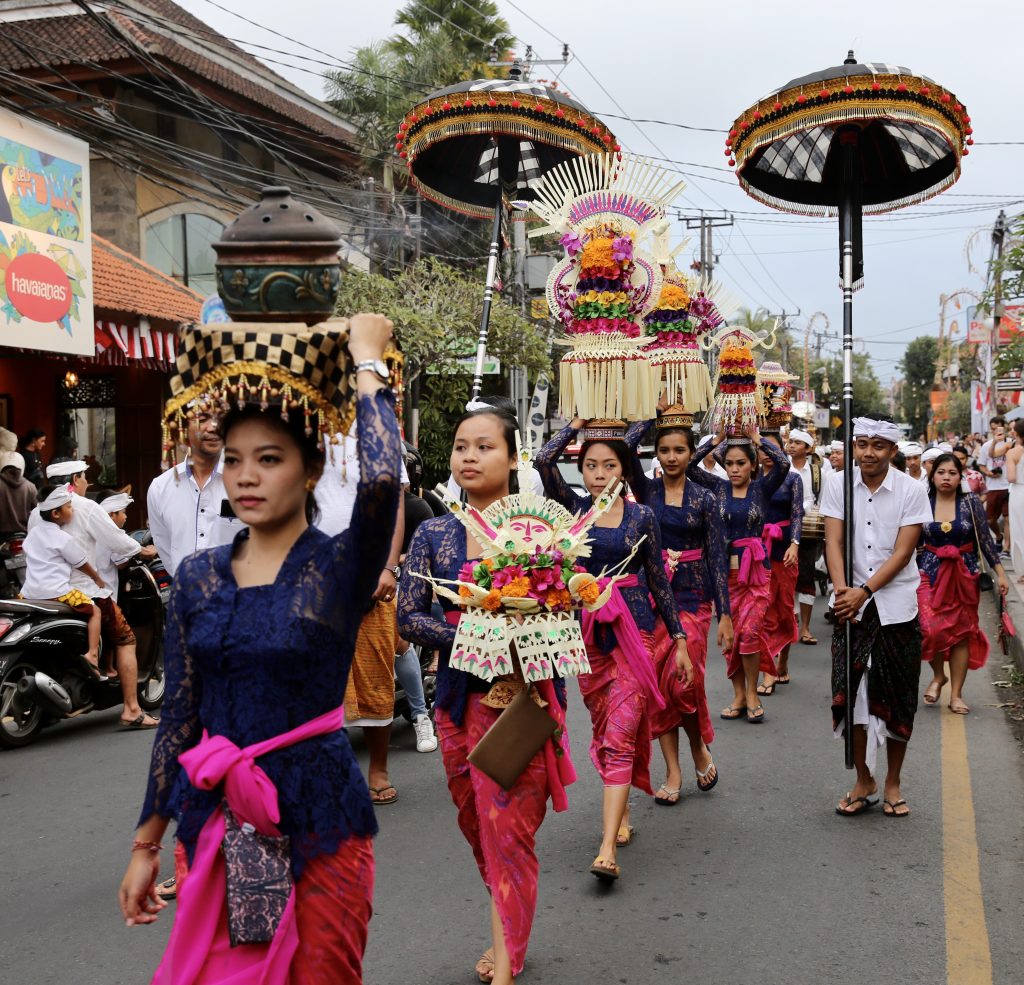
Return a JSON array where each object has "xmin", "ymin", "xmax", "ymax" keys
[
  {"xmin": 728, "ymin": 52, "xmax": 970, "ymax": 766},
  {"xmin": 398, "ymin": 66, "xmax": 615, "ymax": 398}
]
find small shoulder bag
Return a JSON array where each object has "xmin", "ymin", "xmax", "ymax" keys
[{"xmin": 966, "ymin": 494, "xmax": 995, "ymax": 593}]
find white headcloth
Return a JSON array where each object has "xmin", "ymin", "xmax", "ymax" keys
[
  {"xmin": 921, "ymin": 447, "xmax": 943, "ymax": 463},
  {"xmin": 789, "ymin": 429, "xmax": 813, "ymax": 447},
  {"xmin": 101, "ymin": 493, "xmax": 134, "ymax": 514},
  {"xmin": 852, "ymin": 418, "xmax": 902, "ymax": 443},
  {"xmin": 46, "ymin": 459, "xmax": 87, "ymax": 479},
  {"xmin": 902, "ymin": 442, "xmax": 923, "ymax": 457},
  {"xmin": 830, "ymin": 440, "xmax": 843, "ymax": 452},
  {"xmin": 38, "ymin": 488, "xmax": 73, "ymax": 512},
  {"xmin": 465, "ymin": 398, "xmax": 492, "ymax": 412}
]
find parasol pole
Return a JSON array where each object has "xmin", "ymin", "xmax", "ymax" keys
[
  {"xmin": 838, "ymin": 125, "xmax": 860, "ymax": 770},
  {"xmin": 472, "ymin": 159, "xmax": 504, "ymax": 401}
]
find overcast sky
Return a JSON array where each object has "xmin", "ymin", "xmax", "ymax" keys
[{"xmin": 179, "ymin": 0, "xmax": 1022, "ymax": 389}]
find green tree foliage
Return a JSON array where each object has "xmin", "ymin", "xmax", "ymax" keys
[
  {"xmin": 898, "ymin": 336, "xmax": 939, "ymax": 436},
  {"xmin": 944, "ymin": 390, "xmax": 972, "ymax": 436},
  {"xmin": 803, "ymin": 352, "xmax": 886, "ymax": 419},
  {"xmin": 336, "ymin": 258, "xmax": 549, "ymax": 482},
  {"xmin": 983, "ymin": 211, "xmax": 1024, "ymax": 308}
]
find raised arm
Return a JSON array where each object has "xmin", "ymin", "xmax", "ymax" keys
[
  {"xmin": 397, "ymin": 523, "xmax": 457, "ymax": 649},
  {"xmin": 686, "ymin": 440, "xmax": 727, "ymax": 490},
  {"xmin": 624, "ymin": 419, "xmax": 651, "ymax": 451},
  {"xmin": 758, "ymin": 438, "xmax": 791, "ymax": 498},
  {"xmin": 640, "ymin": 508, "xmax": 685, "ymax": 637},
  {"xmin": 536, "ymin": 422, "xmax": 585, "ymax": 512}
]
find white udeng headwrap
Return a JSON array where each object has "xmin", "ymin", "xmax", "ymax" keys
[
  {"xmin": 101, "ymin": 493, "xmax": 134, "ymax": 514},
  {"xmin": 38, "ymin": 488, "xmax": 73, "ymax": 512},
  {"xmin": 902, "ymin": 442, "xmax": 923, "ymax": 457},
  {"xmin": 852, "ymin": 418, "xmax": 902, "ymax": 443},
  {"xmin": 789, "ymin": 429, "xmax": 813, "ymax": 447},
  {"xmin": 921, "ymin": 447, "xmax": 942, "ymax": 463},
  {"xmin": 830, "ymin": 440, "xmax": 843, "ymax": 452}
]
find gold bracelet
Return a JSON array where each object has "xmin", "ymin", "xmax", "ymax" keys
[{"xmin": 131, "ymin": 839, "xmax": 163, "ymax": 853}]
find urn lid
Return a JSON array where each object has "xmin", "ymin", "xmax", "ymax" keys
[{"xmin": 216, "ymin": 186, "xmax": 342, "ymax": 246}]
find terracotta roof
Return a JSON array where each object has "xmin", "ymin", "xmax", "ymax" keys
[
  {"xmin": 92, "ymin": 233, "xmax": 202, "ymax": 327},
  {"xmin": 0, "ymin": 0, "xmax": 355, "ymax": 147}
]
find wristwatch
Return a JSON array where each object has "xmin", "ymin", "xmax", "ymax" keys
[
  {"xmin": 389, "ymin": 563, "xmax": 402, "ymax": 581},
  {"xmin": 671, "ymin": 631, "xmax": 687, "ymax": 641},
  {"xmin": 355, "ymin": 359, "xmax": 390, "ymax": 382},
  {"xmin": 859, "ymin": 583, "xmax": 873, "ymax": 598}
]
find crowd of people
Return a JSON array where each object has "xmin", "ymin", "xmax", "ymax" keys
[{"xmin": 6, "ymin": 323, "xmax": 1002, "ymax": 985}]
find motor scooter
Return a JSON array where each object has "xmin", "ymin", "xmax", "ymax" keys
[
  {"xmin": 0, "ymin": 531, "xmax": 27, "ymax": 600},
  {"xmin": 0, "ymin": 555, "xmax": 165, "ymax": 748}
]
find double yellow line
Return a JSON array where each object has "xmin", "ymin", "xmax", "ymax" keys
[{"xmin": 942, "ymin": 711, "xmax": 993, "ymax": 984}]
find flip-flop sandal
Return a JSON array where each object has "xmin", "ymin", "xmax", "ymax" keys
[
  {"xmin": 696, "ymin": 759, "xmax": 718, "ymax": 792},
  {"xmin": 923, "ymin": 678, "xmax": 947, "ymax": 704},
  {"xmin": 835, "ymin": 792, "xmax": 878, "ymax": 816},
  {"xmin": 800, "ymin": 634, "xmax": 818, "ymax": 645},
  {"xmin": 119, "ymin": 713, "xmax": 160, "ymax": 729},
  {"xmin": 654, "ymin": 785, "xmax": 681, "ymax": 806},
  {"xmin": 589, "ymin": 856, "xmax": 620, "ymax": 882},
  {"xmin": 369, "ymin": 785, "xmax": 398, "ymax": 806},
  {"xmin": 155, "ymin": 876, "xmax": 177, "ymax": 902},
  {"xmin": 883, "ymin": 798, "xmax": 910, "ymax": 818},
  {"xmin": 756, "ymin": 681, "xmax": 776, "ymax": 696},
  {"xmin": 475, "ymin": 948, "xmax": 495, "ymax": 983},
  {"xmin": 746, "ymin": 704, "xmax": 766, "ymax": 724},
  {"xmin": 948, "ymin": 701, "xmax": 971, "ymax": 715},
  {"xmin": 81, "ymin": 656, "xmax": 107, "ymax": 681},
  {"xmin": 777, "ymin": 674, "xmax": 791, "ymax": 684},
  {"xmin": 615, "ymin": 824, "xmax": 635, "ymax": 846},
  {"xmin": 720, "ymin": 705, "xmax": 746, "ymax": 720}
]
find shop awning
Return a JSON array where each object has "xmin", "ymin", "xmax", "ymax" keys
[{"xmin": 94, "ymin": 320, "xmax": 178, "ymax": 370}]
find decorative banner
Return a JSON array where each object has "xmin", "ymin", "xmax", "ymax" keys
[
  {"xmin": 971, "ymin": 380, "xmax": 989, "ymax": 434},
  {"xmin": 0, "ymin": 108, "xmax": 92, "ymax": 355}
]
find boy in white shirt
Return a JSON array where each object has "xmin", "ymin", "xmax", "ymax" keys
[{"xmin": 22, "ymin": 485, "xmax": 106, "ymax": 677}]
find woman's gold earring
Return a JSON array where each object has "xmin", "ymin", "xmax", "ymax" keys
[{"xmin": 305, "ymin": 478, "xmax": 317, "ymax": 492}]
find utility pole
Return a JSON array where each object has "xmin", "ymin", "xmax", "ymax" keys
[
  {"xmin": 680, "ymin": 210, "xmax": 733, "ymax": 285},
  {"xmin": 766, "ymin": 309, "xmax": 800, "ymax": 364}
]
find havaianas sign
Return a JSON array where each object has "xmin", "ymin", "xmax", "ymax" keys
[{"xmin": 0, "ymin": 107, "xmax": 93, "ymax": 355}]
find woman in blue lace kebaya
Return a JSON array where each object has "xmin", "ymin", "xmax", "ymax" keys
[
  {"xmin": 536, "ymin": 419, "xmax": 691, "ymax": 883},
  {"xmin": 399, "ymin": 408, "xmax": 576, "ymax": 985},
  {"xmin": 628, "ymin": 413, "xmax": 732, "ymax": 806},
  {"xmin": 119, "ymin": 315, "xmax": 401, "ymax": 985},
  {"xmin": 918, "ymin": 452, "xmax": 1007, "ymax": 714},
  {"xmin": 757, "ymin": 433, "xmax": 804, "ymax": 695},
  {"xmin": 687, "ymin": 429, "xmax": 791, "ymax": 724}
]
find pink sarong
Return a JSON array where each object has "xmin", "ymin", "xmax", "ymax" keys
[
  {"xmin": 917, "ymin": 549, "xmax": 989, "ymax": 670},
  {"xmin": 761, "ymin": 559, "xmax": 798, "ymax": 671},
  {"xmin": 580, "ymin": 577, "xmax": 663, "ymax": 794},
  {"xmin": 650, "ymin": 603, "xmax": 714, "ymax": 744},
  {"xmin": 435, "ymin": 689, "xmax": 575, "ymax": 977},
  {"xmin": 152, "ymin": 706, "xmax": 359, "ymax": 985},
  {"xmin": 725, "ymin": 570, "xmax": 771, "ymax": 680}
]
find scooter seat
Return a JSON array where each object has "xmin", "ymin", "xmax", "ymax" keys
[{"xmin": 0, "ymin": 597, "xmax": 87, "ymax": 618}]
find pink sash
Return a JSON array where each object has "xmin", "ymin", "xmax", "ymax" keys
[
  {"xmin": 582, "ymin": 574, "xmax": 666, "ymax": 710},
  {"xmin": 924, "ymin": 543, "xmax": 978, "ymax": 609},
  {"xmin": 663, "ymin": 547, "xmax": 703, "ymax": 580},
  {"xmin": 761, "ymin": 520, "xmax": 790, "ymax": 553},
  {"xmin": 732, "ymin": 536, "xmax": 768, "ymax": 586},
  {"xmin": 153, "ymin": 706, "xmax": 346, "ymax": 985}
]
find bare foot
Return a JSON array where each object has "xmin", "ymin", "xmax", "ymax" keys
[
  {"xmin": 475, "ymin": 947, "xmax": 495, "ymax": 983},
  {"xmin": 948, "ymin": 697, "xmax": 970, "ymax": 715},
  {"xmin": 923, "ymin": 677, "xmax": 947, "ymax": 704}
]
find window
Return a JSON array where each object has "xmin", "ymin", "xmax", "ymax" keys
[{"xmin": 142, "ymin": 212, "xmax": 225, "ymax": 298}]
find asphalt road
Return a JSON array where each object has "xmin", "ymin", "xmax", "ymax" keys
[{"xmin": 1, "ymin": 600, "xmax": 1022, "ymax": 985}]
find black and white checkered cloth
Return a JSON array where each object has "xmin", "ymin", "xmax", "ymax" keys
[{"xmin": 474, "ymin": 140, "xmax": 542, "ymax": 192}]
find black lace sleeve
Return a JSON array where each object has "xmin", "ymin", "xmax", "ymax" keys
[
  {"xmin": 338, "ymin": 390, "xmax": 402, "ymax": 603},
  {"xmin": 624, "ymin": 419, "xmax": 651, "ymax": 451},
  {"xmin": 640, "ymin": 507, "xmax": 685, "ymax": 637},
  {"xmin": 397, "ymin": 522, "xmax": 457, "ymax": 649},
  {"xmin": 687, "ymin": 441, "xmax": 727, "ymax": 491},
  {"xmin": 536, "ymin": 424, "xmax": 585, "ymax": 512},
  {"xmin": 759, "ymin": 438, "xmax": 791, "ymax": 498},
  {"xmin": 968, "ymin": 493, "xmax": 1001, "ymax": 568},
  {"xmin": 138, "ymin": 572, "xmax": 201, "ymax": 825},
  {"xmin": 789, "ymin": 473, "xmax": 804, "ymax": 542},
  {"xmin": 702, "ymin": 490, "xmax": 730, "ymax": 617}
]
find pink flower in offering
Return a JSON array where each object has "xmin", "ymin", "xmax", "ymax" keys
[
  {"xmin": 611, "ymin": 236, "xmax": 633, "ymax": 261},
  {"xmin": 491, "ymin": 564, "xmax": 525, "ymax": 588},
  {"xmin": 560, "ymin": 231, "xmax": 583, "ymax": 254},
  {"xmin": 458, "ymin": 561, "xmax": 478, "ymax": 583}
]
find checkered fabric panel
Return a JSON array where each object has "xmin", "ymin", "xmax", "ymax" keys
[
  {"xmin": 475, "ymin": 140, "xmax": 542, "ymax": 192},
  {"xmin": 170, "ymin": 326, "xmax": 352, "ymax": 412},
  {"xmin": 755, "ymin": 126, "xmax": 831, "ymax": 183},
  {"xmin": 881, "ymin": 121, "xmax": 949, "ymax": 171}
]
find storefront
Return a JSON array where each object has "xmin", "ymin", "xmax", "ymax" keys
[{"xmin": 0, "ymin": 235, "xmax": 200, "ymax": 528}]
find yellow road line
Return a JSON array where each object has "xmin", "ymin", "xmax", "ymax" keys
[{"xmin": 942, "ymin": 710, "xmax": 993, "ymax": 985}]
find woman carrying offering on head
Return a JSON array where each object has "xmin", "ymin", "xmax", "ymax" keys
[
  {"xmin": 398, "ymin": 407, "xmax": 577, "ymax": 985},
  {"xmin": 119, "ymin": 314, "xmax": 402, "ymax": 985},
  {"xmin": 687, "ymin": 425, "xmax": 791, "ymax": 723},
  {"xmin": 536, "ymin": 418, "xmax": 691, "ymax": 882},
  {"xmin": 918, "ymin": 452, "xmax": 1008, "ymax": 714},
  {"xmin": 627, "ymin": 409, "xmax": 732, "ymax": 805},
  {"xmin": 756, "ymin": 433, "xmax": 804, "ymax": 695}
]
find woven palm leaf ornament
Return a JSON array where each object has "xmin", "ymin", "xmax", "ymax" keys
[
  {"xmin": 527, "ymin": 154, "xmax": 686, "ymax": 423},
  {"xmin": 705, "ymin": 322, "xmax": 779, "ymax": 436},
  {"xmin": 756, "ymin": 360, "xmax": 799, "ymax": 431},
  {"xmin": 413, "ymin": 434, "xmax": 643, "ymax": 684}
]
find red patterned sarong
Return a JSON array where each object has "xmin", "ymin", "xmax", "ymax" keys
[
  {"xmin": 435, "ymin": 693, "xmax": 568, "ymax": 977},
  {"xmin": 761, "ymin": 559, "xmax": 798, "ymax": 669},
  {"xmin": 650, "ymin": 604, "xmax": 714, "ymax": 745},
  {"xmin": 725, "ymin": 571, "xmax": 771, "ymax": 680},
  {"xmin": 917, "ymin": 563, "xmax": 989, "ymax": 670}
]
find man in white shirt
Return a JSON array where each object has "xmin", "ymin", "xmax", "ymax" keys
[
  {"xmin": 976, "ymin": 416, "xmax": 1012, "ymax": 555},
  {"xmin": 696, "ymin": 435, "xmax": 728, "ymax": 479},
  {"xmin": 920, "ymin": 446, "xmax": 941, "ymax": 485},
  {"xmin": 29, "ymin": 459, "xmax": 159, "ymax": 727},
  {"xmin": 821, "ymin": 416, "xmax": 931, "ymax": 819},
  {"xmin": 787, "ymin": 429, "xmax": 823, "ymax": 647},
  {"xmin": 902, "ymin": 442, "xmax": 925, "ymax": 484},
  {"xmin": 146, "ymin": 406, "xmax": 243, "ymax": 577}
]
